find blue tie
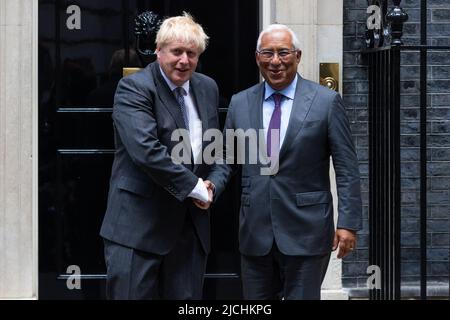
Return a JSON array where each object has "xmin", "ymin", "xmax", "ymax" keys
[
  {"xmin": 267, "ymin": 93, "xmax": 283, "ymax": 157},
  {"xmin": 175, "ymin": 87, "xmax": 189, "ymax": 130}
]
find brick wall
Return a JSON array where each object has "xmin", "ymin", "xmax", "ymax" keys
[{"xmin": 343, "ymin": 0, "xmax": 450, "ymax": 292}]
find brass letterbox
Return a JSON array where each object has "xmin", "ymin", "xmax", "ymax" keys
[{"xmin": 319, "ymin": 63, "xmax": 339, "ymax": 92}]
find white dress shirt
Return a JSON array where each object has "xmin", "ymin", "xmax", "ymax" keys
[
  {"xmin": 159, "ymin": 67, "xmax": 209, "ymax": 203},
  {"xmin": 262, "ymin": 74, "xmax": 298, "ymax": 148}
]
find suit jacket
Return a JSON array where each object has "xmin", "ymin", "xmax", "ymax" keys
[
  {"xmin": 209, "ymin": 75, "xmax": 362, "ymax": 256},
  {"xmin": 100, "ymin": 62, "xmax": 220, "ymax": 255}
]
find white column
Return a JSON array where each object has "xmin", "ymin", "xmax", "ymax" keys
[
  {"xmin": 316, "ymin": 0, "xmax": 348, "ymax": 300},
  {"xmin": 0, "ymin": 0, "xmax": 38, "ymax": 299},
  {"xmin": 262, "ymin": 0, "xmax": 348, "ymax": 299},
  {"xmin": 275, "ymin": 0, "xmax": 319, "ymax": 80}
]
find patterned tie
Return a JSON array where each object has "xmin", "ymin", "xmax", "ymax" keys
[
  {"xmin": 267, "ymin": 93, "xmax": 283, "ymax": 158},
  {"xmin": 175, "ymin": 87, "xmax": 189, "ymax": 130}
]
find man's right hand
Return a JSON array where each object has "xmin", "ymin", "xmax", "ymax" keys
[{"xmin": 193, "ymin": 180, "xmax": 214, "ymax": 210}]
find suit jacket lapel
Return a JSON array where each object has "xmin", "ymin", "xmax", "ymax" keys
[
  {"xmin": 190, "ymin": 75, "xmax": 209, "ymax": 135},
  {"xmin": 190, "ymin": 75, "xmax": 209, "ymax": 173},
  {"xmin": 248, "ymin": 83, "xmax": 266, "ymax": 166},
  {"xmin": 150, "ymin": 63, "xmax": 195, "ymax": 171},
  {"xmin": 279, "ymin": 76, "xmax": 317, "ymax": 159},
  {"xmin": 150, "ymin": 62, "xmax": 188, "ymax": 130},
  {"xmin": 249, "ymin": 83, "xmax": 265, "ymax": 132}
]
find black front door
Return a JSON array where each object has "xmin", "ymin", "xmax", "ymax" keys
[{"xmin": 38, "ymin": 0, "xmax": 259, "ymax": 299}]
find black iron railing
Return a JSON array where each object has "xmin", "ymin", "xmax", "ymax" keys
[
  {"xmin": 366, "ymin": 46, "xmax": 401, "ymax": 300},
  {"xmin": 363, "ymin": 0, "xmax": 450, "ymax": 300}
]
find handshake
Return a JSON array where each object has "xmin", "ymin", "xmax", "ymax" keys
[{"xmin": 192, "ymin": 179, "xmax": 215, "ymax": 210}]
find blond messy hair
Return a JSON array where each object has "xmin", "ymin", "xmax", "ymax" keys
[{"xmin": 155, "ymin": 12, "xmax": 209, "ymax": 53}]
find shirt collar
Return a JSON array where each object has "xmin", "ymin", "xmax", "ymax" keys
[
  {"xmin": 159, "ymin": 65, "xmax": 190, "ymax": 94},
  {"xmin": 264, "ymin": 73, "xmax": 298, "ymax": 101}
]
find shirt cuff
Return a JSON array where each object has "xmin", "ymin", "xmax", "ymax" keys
[{"xmin": 188, "ymin": 178, "xmax": 209, "ymax": 202}]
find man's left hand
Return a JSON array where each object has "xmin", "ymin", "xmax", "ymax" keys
[{"xmin": 332, "ymin": 228, "xmax": 357, "ymax": 259}]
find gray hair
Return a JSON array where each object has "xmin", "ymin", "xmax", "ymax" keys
[{"xmin": 256, "ymin": 24, "xmax": 300, "ymax": 51}]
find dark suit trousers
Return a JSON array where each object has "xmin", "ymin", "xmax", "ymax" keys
[
  {"xmin": 241, "ymin": 243, "xmax": 331, "ymax": 300},
  {"xmin": 103, "ymin": 215, "xmax": 207, "ymax": 300}
]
